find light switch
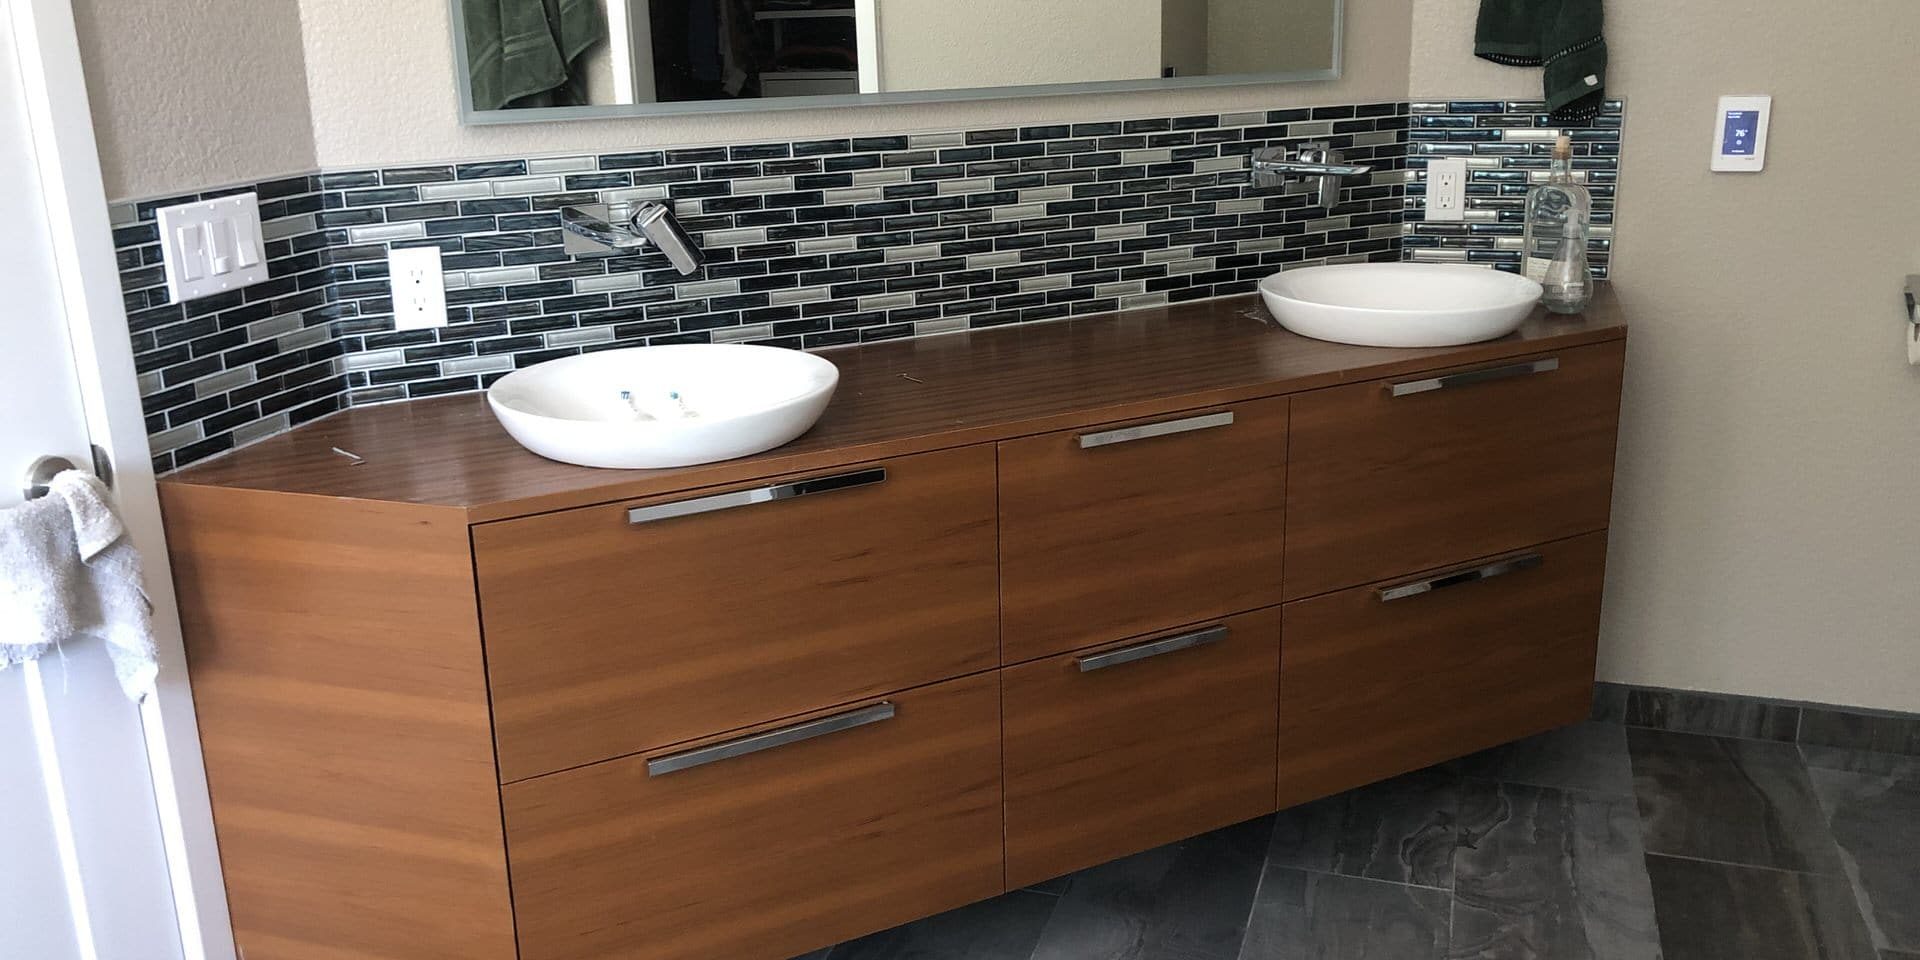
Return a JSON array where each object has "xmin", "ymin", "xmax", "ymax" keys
[
  {"xmin": 156, "ymin": 193, "xmax": 270, "ymax": 301},
  {"xmin": 173, "ymin": 224, "xmax": 207, "ymax": 281},
  {"xmin": 207, "ymin": 219, "xmax": 235, "ymax": 274},
  {"xmin": 233, "ymin": 215, "xmax": 262, "ymax": 268}
]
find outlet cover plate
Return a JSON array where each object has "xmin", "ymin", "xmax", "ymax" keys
[
  {"xmin": 389, "ymin": 246, "xmax": 448, "ymax": 331},
  {"xmin": 1425, "ymin": 158, "xmax": 1468, "ymax": 222},
  {"xmin": 156, "ymin": 193, "xmax": 269, "ymax": 302}
]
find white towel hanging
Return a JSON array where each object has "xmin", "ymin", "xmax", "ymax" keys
[{"xmin": 0, "ymin": 471, "xmax": 158, "ymax": 700}]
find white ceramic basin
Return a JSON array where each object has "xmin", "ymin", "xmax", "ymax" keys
[
  {"xmin": 487, "ymin": 344, "xmax": 840, "ymax": 469},
  {"xmin": 1258, "ymin": 263, "xmax": 1544, "ymax": 348}
]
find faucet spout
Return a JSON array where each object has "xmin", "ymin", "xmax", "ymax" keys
[
  {"xmin": 1248, "ymin": 142, "xmax": 1373, "ymax": 209},
  {"xmin": 631, "ymin": 202, "xmax": 705, "ymax": 276},
  {"xmin": 558, "ymin": 201, "xmax": 707, "ymax": 276}
]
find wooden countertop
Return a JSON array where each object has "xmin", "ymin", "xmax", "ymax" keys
[{"xmin": 165, "ymin": 288, "xmax": 1628, "ymax": 523}]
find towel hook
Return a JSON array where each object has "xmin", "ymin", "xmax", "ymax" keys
[{"xmin": 22, "ymin": 455, "xmax": 77, "ymax": 501}]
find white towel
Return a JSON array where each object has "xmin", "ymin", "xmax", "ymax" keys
[{"xmin": 0, "ymin": 470, "xmax": 158, "ymax": 700}]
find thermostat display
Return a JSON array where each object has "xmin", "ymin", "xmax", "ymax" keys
[
  {"xmin": 1711, "ymin": 95, "xmax": 1771, "ymax": 172},
  {"xmin": 1721, "ymin": 111, "xmax": 1760, "ymax": 156}
]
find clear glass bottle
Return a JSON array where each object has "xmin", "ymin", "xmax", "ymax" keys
[{"xmin": 1521, "ymin": 135, "xmax": 1594, "ymax": 314}]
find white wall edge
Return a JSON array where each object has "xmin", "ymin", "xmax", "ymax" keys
[{"xmin": 11, "ymin": 0, "xmax": 236, "ymax": 956}]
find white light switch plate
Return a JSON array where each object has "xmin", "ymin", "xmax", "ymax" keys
[
  {"xmin": 156, "ymin": 193, "xmax": 269, "ymax": 302},
  {"xmin": 1425, "ymin": 158, "xmax": 1468, "ymax": 221},
  {"xmin": 389, "ymin": 246, "xmax": 448, "ymax": 331}
]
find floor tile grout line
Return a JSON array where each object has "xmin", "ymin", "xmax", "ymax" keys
[
  {"xmin": 1796, "ymin": 746, "xmax": 1892, "ymax": 956},
  {"xmin": 1640, "ymin": 849, "xmax": 1853, "ymax": 879},
  {"xmin": 1458, "ymin": 770, "xmax": 1638, "ymax": 802},
  {"xmin": 1233, "ymin": 834, "xmax": 1273, "ymax": 960},
  {"xmin": 1624, "ymin": 714, "xmax": 1671, "ymax": 960},
  {"xmin": 1616, "ymin": 718, "xmax": 1801, "ymax": 747},
  {"xmin": 1263, "ymin": 861, "xmax": 1455, "ymax": 894}
]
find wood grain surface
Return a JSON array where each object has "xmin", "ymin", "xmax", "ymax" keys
[
  {"xmin": 163, "ymin": 291, "xmax": 1628, "ymax": 523},
  {"xmin": 502, "ymin": 673, "xmax": 1005, "ymax": 960},
  {"xmin": 1277, "ymin": 532, "xmax": 1609, "ymax": 810},
  {"xmin": 160, "ymin": 485, "xmax": 516, "ymax": 960},
  {"xmin": 474, "ymin": 445, "xmax": 1001, "ymax": 781},
  {"xmin": 1002, "ymin": 608, "xmax": 1282, "ymax": 889},
  {"xmin": 998, "ymin": 397, "xmax": 1288, "ymax": 664},
  {"xmin": 1283, "ymin": 338, "xmax": 1625, "ymax": 600}
]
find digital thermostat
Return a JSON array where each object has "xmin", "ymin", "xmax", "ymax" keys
[{"xmin": 1711, "ymin": 95, "xmax": 1771, "ymax": 172}]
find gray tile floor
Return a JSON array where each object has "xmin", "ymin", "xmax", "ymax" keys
[{"xmin": 794, "ymin": 720, "xmax": 1920, "ymax": 959}]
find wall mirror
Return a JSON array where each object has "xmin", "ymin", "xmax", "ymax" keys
[{"xmin": 453, "ymin": 0, "xmax": 1344, "ymax": 124}]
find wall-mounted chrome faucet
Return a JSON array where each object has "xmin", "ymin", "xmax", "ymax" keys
[
  {"xmin": 560, "ymin": 202, "xmax": 706, "ymax": 276},
  {"xmin": 1249, "ymin": 142, "xmax": 1373, "ymax": 209}
]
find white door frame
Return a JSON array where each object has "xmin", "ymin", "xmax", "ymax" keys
[
  {"xmin": 854, "ymin": 0, "xmax": 881, "ymax": 93},
  {"xmin": 9, "ymin": 0, "xmax": 235, "ymax": 956}
]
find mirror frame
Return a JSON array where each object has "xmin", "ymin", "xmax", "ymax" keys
[{"xmin": 450, "ymin": 0, "xmax": 1344, "ymax": 126}]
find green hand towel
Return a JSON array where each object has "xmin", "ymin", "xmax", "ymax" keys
[
  {"xmin": 465, "ymin": 0, "xmax": 607, "ymax": 111},
  {"xmin": 1475, "ymin": 0, "xmax": 1607, "ymax": 122}
]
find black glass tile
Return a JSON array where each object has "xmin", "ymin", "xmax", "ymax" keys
[
  {"xmin": 455, "ymin": 161, "xmax": 526, "ymax": 180},
  {"xmin": 792, "ymin": 139, "xmax": 851, "ymax": 157},
  {"xmin": 381, "ymin": 166, "xmax": 456, "ymax": 185}
]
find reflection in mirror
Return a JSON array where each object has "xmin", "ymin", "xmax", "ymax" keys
[{"xmin": 455, "ymin": 0, "xmax": 1341, "ymax": 119}]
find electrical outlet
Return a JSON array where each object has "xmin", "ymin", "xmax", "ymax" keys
[
  {"xmin": 1425, "ymin": 158, "xmax": 1469, "ymax": 222},
  {"xmin": 389, "ymin": 246, "xmax": 447, "ymax": 331}
]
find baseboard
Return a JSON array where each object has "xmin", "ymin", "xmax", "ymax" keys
[{"xmin": 1592, "ymin": 682, "xmax": 1920, "ymax": 757}]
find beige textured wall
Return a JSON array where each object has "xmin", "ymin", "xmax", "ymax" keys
[
  {"xmin": 1417, "ymin": 0, "xmax": 1920, "ymax": 713},
  {"xmin": 293, "ymin": 0, "xmax": 1410, "ymax": 171},
  {"xmin": 877, "ymin": 0, "xmax": 1162, "ymax": 92},
  {"xmin": 1207, "ymin": 0, "xmax": 1338, "ymax": 76},
  {"xmin": 72, "ymin": 0, "xmax": 317, "ymax": 201},
  {"xmin": 1161, "ymin": 0, "xmax": 1211, "ymax": 78}
]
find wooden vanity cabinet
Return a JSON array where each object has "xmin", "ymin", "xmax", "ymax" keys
[
  {"xmin": 159, "ymin": 295, "xmax": 1629, "ymax": 960},
  {"xmin": 474, "ymin": 445, "xmax": 999, "ymax": 781},
  {"xmin": 997, "ymin": 396, "xmax": 1289, "ymax": 664},
  {"xmin": 1002, "ymin": 608, "xmax": 1281, "ymax": 889},
  {"xmin": 1284, "ymin": 340, "xmax": 1625, "ymax": 600},
  {"xmin": 502, "ymin": 673, "xmax": 1004, "ymax": 960},
  {"xmin": 1277, "ymin": 532, "xmax": 1609, "ymax": 809}
]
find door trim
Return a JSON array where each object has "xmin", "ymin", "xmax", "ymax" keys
[{"xmin": 7, "ymin": 0, "xmax": 235, "ymax": 956}]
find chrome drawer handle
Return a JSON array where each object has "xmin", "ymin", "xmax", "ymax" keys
[
  {"xmin": 1376, "ymin": 553, "xmax": 1544, "ymax": 602},
  {"xmin": 627, "ymin": 468, "xmax": 886, "ymax": 525},
  {"xmin": 1388, "ymin": 358, "xmax": 1559, "ymax": 398},
  {"xmin": 646, "ymin": 702, "xmax": 896, "ymax": 777},
  {"xmin": 1078, "ymin": 411, "xmax": 1234, "ymax": 449},
  {"xmin": 1076, "ymin": 625, "xmax": 1228, "ymax": 672}
]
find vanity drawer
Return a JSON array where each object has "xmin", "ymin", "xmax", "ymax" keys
[
  {"xmin": 1277, "ymin": 531, "xmax": 1606, "ymax": 809},
  {"xmin": 1002, "ymin": 608, "xmax": 1281, "ymax": 888},
  {"xmin": 502, "ymin": 673, "xmax": 1004, "ymax": 960},
  {"xmin": 1283, "ymin": 339, "xmax": 1624, "ymax": 600},
  {"xmin": 998, "ymin": 396, "xmax": 1289, "ymax": 664},
  {"xmin": 474, "ymin": 445, "xmax": 999, "ymax": 781}
]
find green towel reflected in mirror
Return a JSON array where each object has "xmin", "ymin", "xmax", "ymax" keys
[
  {"xmin": 1475, "ymin": 0, "xmax": 1607, "ymax": 122},
  {"xmin": 466, "ymin": 0, "xmax": 608, "ymax": 111}
]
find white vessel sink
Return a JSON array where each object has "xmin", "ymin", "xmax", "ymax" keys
[
  {"xmin": 487, "ymin": 344, "xmax": 840, "ymax": 469},
  {"xmin": 1258, "ymin": 263, "xmax": 1544, "ymax": 348}
]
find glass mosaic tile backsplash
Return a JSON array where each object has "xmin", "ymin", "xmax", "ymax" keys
[{"xmin": 113, "ymin": 98, "xmax": 1624, "ymax": 473}]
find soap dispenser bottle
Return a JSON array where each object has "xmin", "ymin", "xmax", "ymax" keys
[{"xmin": 1521, "ymin": 135, "xmax": 1594, "ymax": 314}]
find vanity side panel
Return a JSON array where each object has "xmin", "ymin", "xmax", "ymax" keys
[{"xmin": 159, "ymin": 484, "xmax": 516, "ymax": 960}]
